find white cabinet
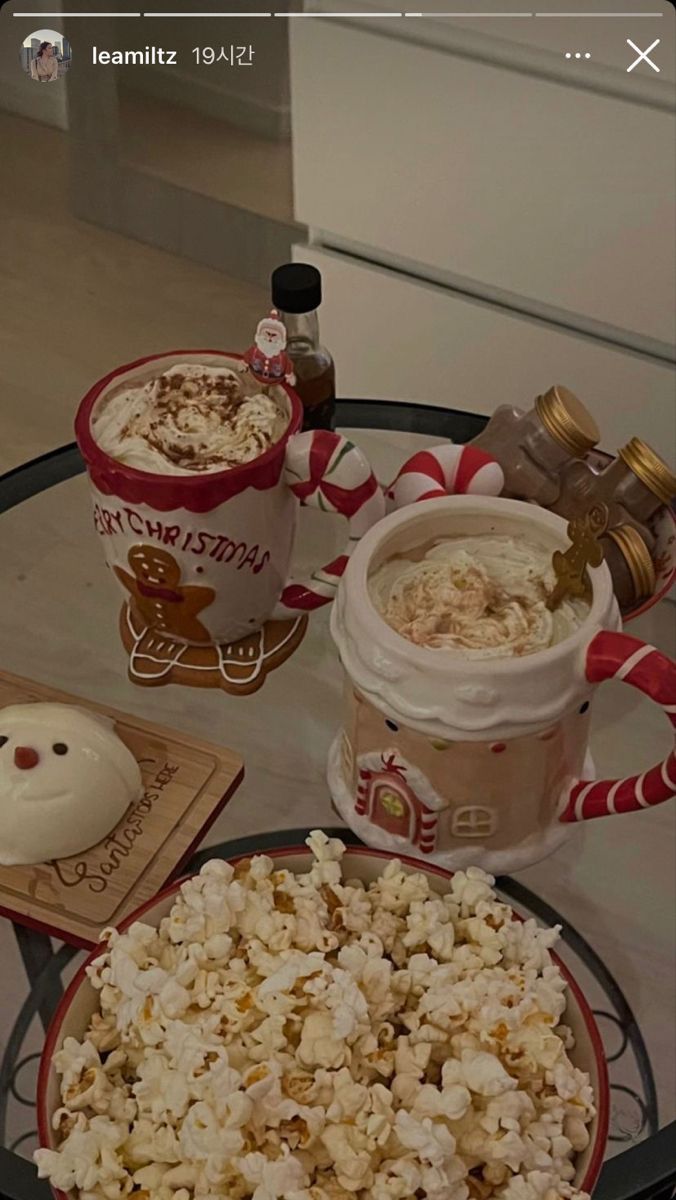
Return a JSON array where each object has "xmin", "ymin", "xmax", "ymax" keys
[
  {"xmin": 291, "ymin": 19, "xmax": 675, "ymax": 348},
  {"xmin": 289, "ymin": 13, "xmax": 675, "ymax": 456},
  {"xmin": 293, "ymin": 245, "xmax": 675, "ymax": 452}
]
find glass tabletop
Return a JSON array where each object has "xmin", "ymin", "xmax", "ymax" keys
[{"xmin": 0, "ymin": 401, "xmax": 673, "ymax": 1200}]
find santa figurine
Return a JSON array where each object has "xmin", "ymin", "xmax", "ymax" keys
[{"xmin": 243, "ymin": 310, "xmax": 296, "ymax": 386}]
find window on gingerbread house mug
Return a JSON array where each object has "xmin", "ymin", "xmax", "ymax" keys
[{"xmin": 451, "ymin": 806, "xmax": 498, "ymax": 839}]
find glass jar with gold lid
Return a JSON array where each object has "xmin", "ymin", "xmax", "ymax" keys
[
  {"xmin": 601, "ymin": 523, "xmax": 656, "ymax": 612},
  {"xmin": 552, "ymin": 436, "xmax": 676, "ymax": 550},
  {"xmin": 470, "ymin": 385, "xmax": 600, "ymax": 507}
]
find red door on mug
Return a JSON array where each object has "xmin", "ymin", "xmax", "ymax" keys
[{"xmin": 370, "ymin": 778, "xmax": 418, "ymax": 840}]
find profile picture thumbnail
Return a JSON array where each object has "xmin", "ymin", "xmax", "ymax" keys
[{"xmin": 21, "ymin": 29, "xmax": 71, "ymax": 83}]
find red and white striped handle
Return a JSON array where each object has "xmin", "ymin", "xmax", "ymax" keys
[
  {"xmin": 386, "ymin": 443, "xmax": 504, "ymax": 511},
  {"xmin": 274, "ymin": 430, "xmax": 385, "ymax": 617},
  {"xmin": 356, "ymin": 766, "xmax": 371, "ymax": 815},
  {"xmin": 560, "ymin": 631, "xmax": 676, "ymax": 823}
]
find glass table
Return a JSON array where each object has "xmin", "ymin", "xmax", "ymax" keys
[{"xmin": 0, "ymin": 401, "xmax": 674, "ymax": 1200}]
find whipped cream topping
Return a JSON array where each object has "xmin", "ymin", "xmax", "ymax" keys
[
  {"xmin": 91, "ymin": 363, "xmax": 289, "ymax": 475},
  {"xmin": 369, "ymin": 534, "xmax": 589, "ymax": 659}
]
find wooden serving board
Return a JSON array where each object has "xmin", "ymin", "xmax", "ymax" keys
[{"xmin": 0, "ymin": 670, "xmax": 244, "ymax": 947}]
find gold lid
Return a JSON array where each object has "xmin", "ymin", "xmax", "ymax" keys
[
  {"xmin": 618, "ymin": 437, "xmax": 676, "ymax": 507},
  {"xmin": 535, "ymin": 385, "xmax": 600, "ymax": 458},
  {"xmin": 607, "ymin": 523, "xmax": 656, "ymax": 602}
]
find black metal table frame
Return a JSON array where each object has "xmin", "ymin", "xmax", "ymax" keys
[{"xmin": 0, "ymin": 400, "xmax": 673, "ymax": 1200}]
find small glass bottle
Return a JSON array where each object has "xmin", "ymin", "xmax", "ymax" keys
[
  {"xmin": 271, "ymin": 263, "xmax": 336, "ymax": 432},
  {"xmin": 601, "ymin": 523, "xmax": 656, "ymax": 613},
  {"xmin": 552, "ymin": 437, "xmax": 676, "ymax": 551},
  {"xmin": 470, "ymin": 385, "xmax": 600, "ymax": 507}
]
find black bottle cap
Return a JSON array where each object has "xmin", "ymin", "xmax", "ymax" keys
[{"xmin": 271, "ymin": 263, "xmax": 322, "ymax": 314}]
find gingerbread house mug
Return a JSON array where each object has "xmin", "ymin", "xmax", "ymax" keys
[
  {"xmin": 329, "ymin": 495, "xmax": 676, "ymax": 873},
  {"xmin": 75, "ymin": 350, "xmax": 385, "ymax": 647}
]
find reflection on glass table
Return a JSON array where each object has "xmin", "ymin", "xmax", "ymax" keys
[{"xmin": 0, "ymin": 401, "xmax": 673, "ymax": 1200}]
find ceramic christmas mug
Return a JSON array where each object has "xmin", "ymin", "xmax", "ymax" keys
[
  {"xmin": 329, "ymin": 495, "xmax": 676, "ymax": 873},
  {"xmin": 75, "ymin": 350, "xmax": 385, "ymax": 646}
]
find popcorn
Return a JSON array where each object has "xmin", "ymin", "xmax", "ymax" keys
[
  {"xmin": 180, "ymin": 1098, "xmax": 244, "ymax": 1160},
  {"xmin": 458, "ymin": 1049, "xmax": 519, "ymax": 1097},
  {"xmin": 37, "ymin": 832, "xmax": 595, "ymax": 1200},
  {"xmin": 320, "ymin": 1123, "xmax": 373, "ymax": 1190},
  {"xmin": 34, "ymin": 1116, "xmax": 129, "ymax": 1193},
  {"xmin": 238, "ymin": 1148, "xmax": 308, "ymax": 1198},
  {"xmin": 394, "ymin": 1109, "xmax": 458, "ymax": 1166},
  {"xmin": 411, "ymin": 1081, "xmax": 472, "ymax": 1121},
  {"xmin": 564, "ymin": 1114, "xmax": 591, "ymax": 1152},
  {"xmin": 298, "ymin": 1011, "xmax": 349, "ymax": 1069},
  {"xmin": 132, "ymin": 1054, "xmax": 189, "ymax": 1122}
]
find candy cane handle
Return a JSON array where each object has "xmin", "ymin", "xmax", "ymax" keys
[
  {"xmin": 275, "ymin": 430, "xmax": 385, "ymax": 617},
  {"xmin": 386, "ymin": 444, "xmax": 504, "ymax": 511},
  {"xmin": 560, "ymin": 631, "xmax": 676, "ymax": 823}
]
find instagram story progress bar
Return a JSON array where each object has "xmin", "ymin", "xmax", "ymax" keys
[{"xmin": 10, "ymin": 7, "xmax": 669, "ymax": 16}]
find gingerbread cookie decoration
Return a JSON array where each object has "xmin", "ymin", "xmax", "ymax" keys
[
  {"xmin": 547, "ymin": 503, "xmax": 608, "ymax": 611},
  {"xmin": 115, "ymin": 544, "xmax": 309, "ymax": 693},
  {"xmin": 114, "ymin": 545, "xmax": 215, "ymax": 644},
  {"xmin": 120, "ymin": 603, "xmax": 307, "ymax": 694}
]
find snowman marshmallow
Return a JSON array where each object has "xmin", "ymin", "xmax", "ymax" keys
[{"xmin": 0, "ymin": 703, "xmax": 143, "ymax": 865}]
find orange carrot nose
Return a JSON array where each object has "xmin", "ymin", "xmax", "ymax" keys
[{"xmin": 14, "ymin": 746, "xmax": 39, "ymax": 769}]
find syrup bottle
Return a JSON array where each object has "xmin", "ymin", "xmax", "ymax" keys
[{"xmin": 272, "ymin": 263, "xmax": 336, "ymax": 431}]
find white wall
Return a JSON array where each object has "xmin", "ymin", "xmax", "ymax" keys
[{"xmin": 118, "ymin": 12, "xmax": 291, "ymax": 139}]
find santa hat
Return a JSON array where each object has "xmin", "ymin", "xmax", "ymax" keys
[{"xmin": 256, "ymin": 310, "xmax": 286, "ymax": 341}]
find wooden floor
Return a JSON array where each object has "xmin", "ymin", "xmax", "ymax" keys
[
  {"xmin": 0, "ymin": 110, "xmax": 267, "ymax": 474},
  {"xmin": 119, "ymin": 91, "xmax": 294, "ymax": 224}
]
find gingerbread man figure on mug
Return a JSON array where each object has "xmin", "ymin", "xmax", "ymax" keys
[{"xmin": 114, "ymin": 544, "xmax": 215, "ymax": 644}]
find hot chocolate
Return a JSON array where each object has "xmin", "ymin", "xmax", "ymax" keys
[
  {"xmin": 369, "ymin": 533, "xmax": 589, "ymax": 658},
  {"xmin": 91, "ymin": 362, "xmax": 288, "ymax": 475}
]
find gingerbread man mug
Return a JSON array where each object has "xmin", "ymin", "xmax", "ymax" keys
[{"xmin": 75, "ymin": 350, "xmax": 385, "ymax": 646}]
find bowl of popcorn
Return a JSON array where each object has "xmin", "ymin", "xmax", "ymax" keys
[{"xmin": 36, "ymin": 832, "xmax": 609, "ymax": 1200}]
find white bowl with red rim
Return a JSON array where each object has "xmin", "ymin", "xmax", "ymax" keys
[{"xmin": 37, "ymin": 845, "xmax": 610, "ymax": 1198}]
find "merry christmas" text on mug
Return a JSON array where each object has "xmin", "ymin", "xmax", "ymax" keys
[{"xmin": 93, "ymin": 502, "xmax": 271, "ymax": 574}]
